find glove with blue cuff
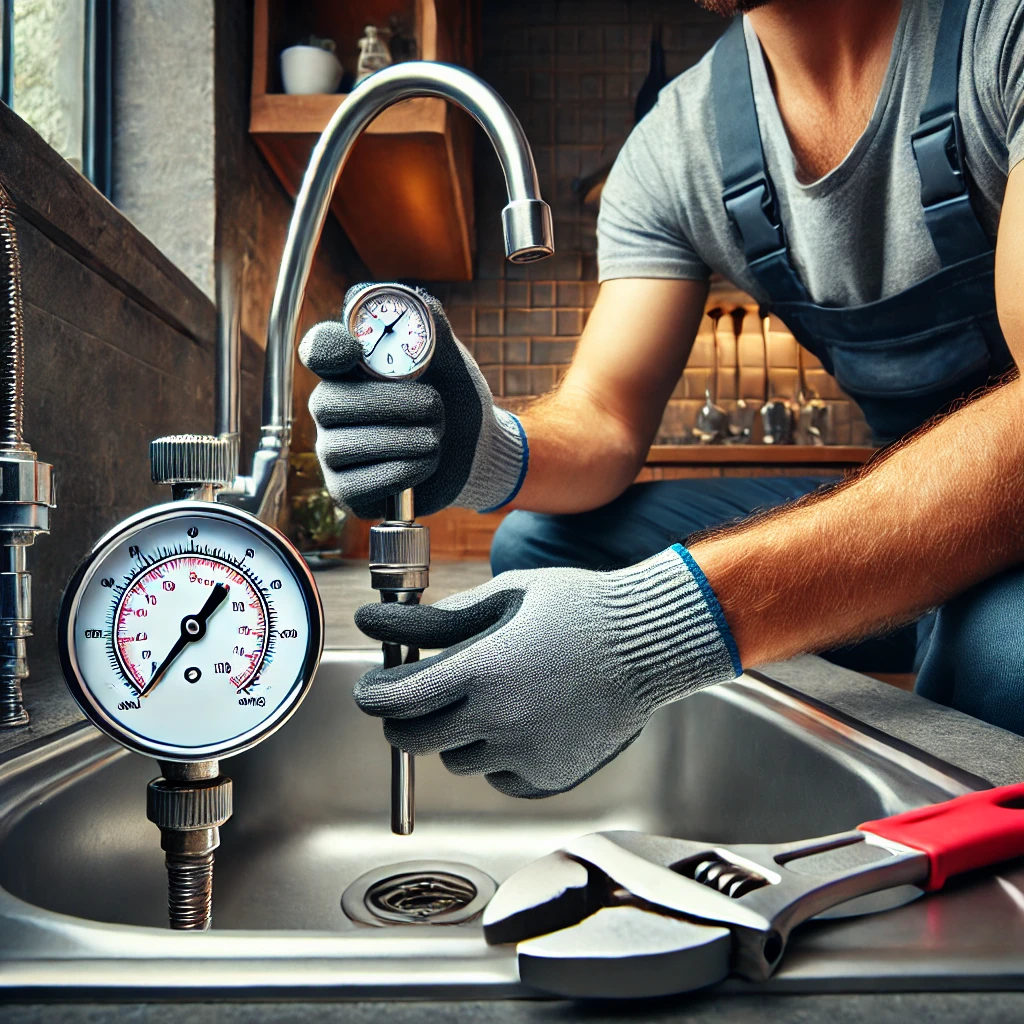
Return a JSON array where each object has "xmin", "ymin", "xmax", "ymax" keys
[
  {"xmin": 353, "ymin": 544, "xmax": 741, "ymax": 798},
  {"xmin": 298, "ymin": 284, "xmax": 528, "ymax": 520}
]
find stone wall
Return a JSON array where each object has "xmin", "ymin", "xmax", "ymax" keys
[
  {"xmin": 113, "ymin": 0, "xmax": 217, "ymax": 298},
  {"xmin": 213, "ymin": 0, "xmax": 359, "ymax": 459},
  {"xmin": 113, "ymin": 0, "xmax": 355, "ymax": 461}
]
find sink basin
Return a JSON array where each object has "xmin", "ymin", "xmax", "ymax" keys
[{"xmin": 1, "ymin": 650, "xmax": 1023, "ymax": 999}]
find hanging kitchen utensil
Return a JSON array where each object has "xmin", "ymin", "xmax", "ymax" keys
[
  {"xmin": 796, "ymin": 344, "xmax": 829, "ymax": 445},
  {"xmin": 573, "ymin": 25, "xmax": 668, "ymax": 207},
  {"xmin": 727, "ymin": 307, "xmax": 756, "ymax": 442},
  {"xmin": 693, "ymin": 308, "xmax": 730, "ymax": 444},
  {"xmin": 634, "ymin": 25, "xmax": 667, "ymax": 123},
  {"xmin": 760, "ymin": 314, "xmax": 793, "ymax": 444}
]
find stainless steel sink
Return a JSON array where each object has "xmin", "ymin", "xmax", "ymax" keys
[{"xmin": 1, "ymin": 650, "xmax": 1023, "ymax": 999}]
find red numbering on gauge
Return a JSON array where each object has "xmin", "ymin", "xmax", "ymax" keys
[{"xmin": 115, "ymin": 555, "xmax": 268, "ymax": 694}]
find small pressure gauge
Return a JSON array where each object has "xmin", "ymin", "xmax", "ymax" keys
[
  {"xmin": 58, "ymin": 501, "xmax": 323, "ymax": 762},
  {"xmin": 346, "ymin": 283, "xmax": 436, "ymax": 380}
]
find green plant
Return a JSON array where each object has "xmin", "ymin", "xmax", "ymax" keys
[{"xmin": 291, "ymin": 486, "xmax": 346, "ymax": 551}]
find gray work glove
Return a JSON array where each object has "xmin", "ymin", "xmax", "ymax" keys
[
  {"xmin": 354, "ymin": 545, "xmax": 741, "ymax": 798},
  {"xmin": 298, "ymin": 284, "xmax": 527, "ymax": 519}
]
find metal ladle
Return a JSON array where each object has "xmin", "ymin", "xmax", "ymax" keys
[
  {"xmin": 759, "ymin": 315, "xmax": 794, "ymax": 445},
  {"xmin": 796, "ymin": 345, "xmax": 829, "ymax": 446},
  {"xmin": 727, "ymin": 308, "xmax": 756, "ymax": 443},
  {"xmin": 693, "ymin": 308, "xmax": 730, "ymax": 444}
]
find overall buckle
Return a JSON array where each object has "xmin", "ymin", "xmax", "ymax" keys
[
  {"xmin": 723, "ymin": 176, "xmax": 785, "ymax": 262},
  {"xmin": 912, "ymin": 112, "xmax": 969, "ymax": 209}
]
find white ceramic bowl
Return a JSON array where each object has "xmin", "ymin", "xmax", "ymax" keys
[{"xmin": 280, "ymin": 45, "xmax": 343, "ymax": 95}]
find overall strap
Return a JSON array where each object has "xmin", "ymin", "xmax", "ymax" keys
[
  {"xmin": 912, "ymin": 0, "xmax": 992, "ymax": 265},
  {"xmin": 711, "ymin": 18, "xmax": 810, "ymax": 306}
]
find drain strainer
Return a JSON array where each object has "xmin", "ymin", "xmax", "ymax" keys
[{"xmin": 342, "ymin": 860, "xmax": 497, "ymax": 927}]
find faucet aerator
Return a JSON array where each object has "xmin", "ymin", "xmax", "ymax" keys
[{"xmin": 502, "ymin": 198, "xmax": 555, "ymax": 263}]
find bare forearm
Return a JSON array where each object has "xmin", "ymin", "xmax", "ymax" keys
[
  {"xmin": 501, "ymin": 278, "xmax": 709, "ymax": 515},
  {"xmin": 509, "ymin": 384, "xmax": 647, "ymax": 513},
  {"xmin": 690, "ymin": 376, "xmax": 1024, "ymax": 667}
]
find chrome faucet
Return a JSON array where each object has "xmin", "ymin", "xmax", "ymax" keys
[{"xmin": 214, "ymin": 61, "xmax": 554, "ymax": 523}]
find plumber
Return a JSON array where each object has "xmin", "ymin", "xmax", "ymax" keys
[{"xmin": 300, "ymin": 0, "xmax": 1024, "ymax": 797}]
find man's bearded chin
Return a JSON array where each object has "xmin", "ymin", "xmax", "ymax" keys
[{"xmin": 695, "ymin": 0, "xmax": 774, "ymax": 15}]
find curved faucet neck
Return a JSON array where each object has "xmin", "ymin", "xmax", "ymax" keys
[{"xmin": 223, "ymin": 62, "xmax": 553, "ymax": 522}]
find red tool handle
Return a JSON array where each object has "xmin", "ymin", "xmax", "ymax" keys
[{"xmin": 859, "ymin": 782, "xmax": 1024, "ymax": 890}]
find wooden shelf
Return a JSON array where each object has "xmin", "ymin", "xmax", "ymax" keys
[
  {"xmin": 251, "ymin": 0, "xmax": 477, "ymax": 281},
  {"xmin": 646, "ymin": 445, "xmax": 875, "ymax": 466}
]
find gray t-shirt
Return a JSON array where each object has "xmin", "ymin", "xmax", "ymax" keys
[{"xmin": 598, "ymin": 0, "xmax": 1024, "ymax": 308}]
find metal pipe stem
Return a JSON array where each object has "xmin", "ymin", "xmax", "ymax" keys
[
  {"xmin": 214, "ymin": 255, "xmax": 241, "ymax": 443},
  {"xmin": 165, "ymin": 850, "xmax": 215, "ymax": 930},
  {"xmin": 148, "ymin": 760, "xmax": 231, "ymax": 931},
  {"xmin": 385, "ymin": 488, "xmax": 415, "ymax": 524},
  {"xmin": 380, "ymin": 486, "xmax": 420, "ymax": 834},
  {"xmin": 382, "ymin": 586, "xmax": 421, "ymax": 836}
]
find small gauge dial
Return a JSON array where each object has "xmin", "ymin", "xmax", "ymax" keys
[
  {"xmin": 59, "ymin": 502, "xmax": 323, "ymax": 762},
  {"xmin": 346, "ymin": 284, "xmax": 436, "ymax": 380}
]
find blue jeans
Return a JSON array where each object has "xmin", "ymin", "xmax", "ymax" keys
[{"xmin": 491, "ymin": 478, "xmax": 1024, "ymax": 734}]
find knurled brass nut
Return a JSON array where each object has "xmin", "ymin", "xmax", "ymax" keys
[
  {"xmin": 146, "ymin": 775, "xmax": 233, "ymax": 830},
  {"xmin": 369, "ymin": 522, "xmax": 430, "ymax": 570}
]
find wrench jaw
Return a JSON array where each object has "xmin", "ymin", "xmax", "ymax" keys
[
  {"xmin": 482, "ymin": 851, "xmax": 593, "ymax": 946},
  {"xmin": 517, "ymin": 906, "xmax": 733, "ymax": 1000},
  {"xmin": 484, "ymin": 829, "xmax": 931, "ymax": 998}
]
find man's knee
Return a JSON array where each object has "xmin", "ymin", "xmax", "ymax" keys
[
  {"xmin": 491, "ymin": 509, "xmax": 601, "ymax": 574},
  {"xmin": 916, "ymin": 564, "xmax": 1024, "ymax": 734},
  {"xmin": 490, "ymin": 511, "xmax": 556, "ymax": 574}
]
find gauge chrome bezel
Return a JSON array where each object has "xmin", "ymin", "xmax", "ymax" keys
[
  {"xmin": 57, "ymin": 500, "xmax": 324, "ymax": 763},
  {"xmin": 344, "ymin": 282, "xmax": 436, "ymax": 381}
]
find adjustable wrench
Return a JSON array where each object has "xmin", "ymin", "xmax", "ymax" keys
[{"xmin": 483, "ymin": 782, "xmax": 1024, "ymax": 999}]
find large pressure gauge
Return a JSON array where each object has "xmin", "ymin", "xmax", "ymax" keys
[
  {"xmin": 345, "ymin": 283, "xmax": 436, "ymax": 380},
  {"xmin": 58, "ymin": 501, "xmax": 323, "ymax": 762}
]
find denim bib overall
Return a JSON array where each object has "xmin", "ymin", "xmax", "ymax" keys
[
  {"xmin": 492, "ymin": 0, "xmax": 1024, "ymax": 732},
  {"xmin": 711, "ymin": 0, "xmax": 1011, "ymax": 446}
]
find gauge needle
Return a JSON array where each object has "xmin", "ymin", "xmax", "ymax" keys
[
  {"xmin": 382, "ymin": 309, "xmax": 407, "ymax": 334},
  {"xmin": 142, "ymin": 583, "xmax": 229, "ymax": 697},
  {"xmin": 362, "ymin": 309, "xmax": 407, "ymax": 360}
]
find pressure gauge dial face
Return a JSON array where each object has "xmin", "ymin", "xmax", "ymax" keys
[
  {"xmin": 58, "ymin": 502, "xmax": 323, "ymax": 762},
  {"xmin": 347, "ymin": 284, "xmax": 436, "ymax": 380}
]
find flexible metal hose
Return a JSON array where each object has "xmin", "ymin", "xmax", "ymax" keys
[
  {"xmin": 0, "ymin": 180, "xmax": 26, "ymax": 451},
  {"xmin": 0, "ymin": 180, "xmax": 40, "ymax": 729}
]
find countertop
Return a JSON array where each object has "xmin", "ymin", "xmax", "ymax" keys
[
  {"xmin": 5, "ymin": 560, "xmax": 1024, "ymax": 1022},
  {"xmin": 6, "ymin": 993, "xmax": 1024, "ymax": 1024}
]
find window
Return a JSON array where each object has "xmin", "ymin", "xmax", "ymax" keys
[{"xmin": 0, "ymin": 0, "xmax": 112, "ymax": 194}]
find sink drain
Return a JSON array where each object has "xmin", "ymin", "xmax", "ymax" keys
[{"xmin": 342, "ymin": 860, "xmax": 496, "ymax": 927}]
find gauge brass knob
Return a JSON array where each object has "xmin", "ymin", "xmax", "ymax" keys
[{"xmin": 150, "ymin": 434, "xmax": 238, "ymax": 490}]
